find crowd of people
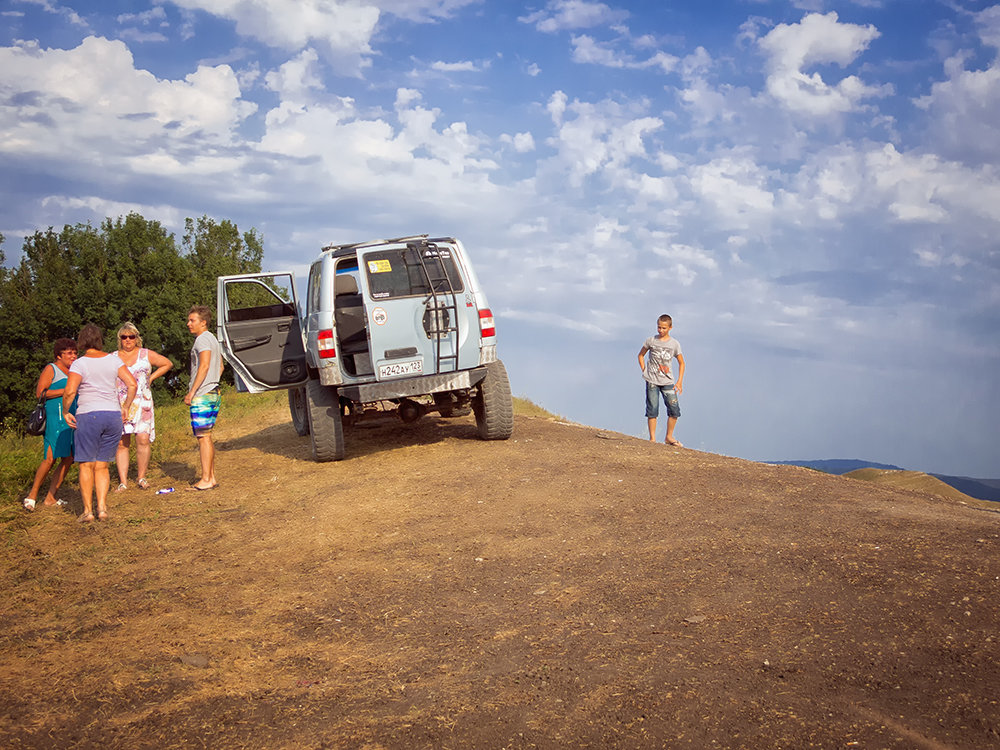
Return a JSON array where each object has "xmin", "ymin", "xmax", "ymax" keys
[{"xmin": 22, "ymin": 306, "xmax": 224, "ymax": 523}]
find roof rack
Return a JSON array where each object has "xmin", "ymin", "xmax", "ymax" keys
[{"xmin": 321, "ymin": 234, "xmax": 429, "ymax": 254}]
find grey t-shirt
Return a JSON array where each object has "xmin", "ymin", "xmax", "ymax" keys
[
  {"xmin": 642, "ymin": 335, "xmax": 682, "ymax": 386},
  {"xmin": 190, "ymin": 331, "xmax": 223, "ymax": 397}
]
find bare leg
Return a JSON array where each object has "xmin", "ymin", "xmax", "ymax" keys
[
  {"xmin": 192, "ymin": 432, "xmax": 217, "ymax": 489},
  {"xmin": 27, "ymin": 447, "xmax": 56, "ymax": 501},
  {"xmin": 115, "ymin": 433, "xmax": 131, "ymax": 488},
  {"xmin": 136, "ymin": 433, "xmax": 152, "ymax": 483},
  {"xmin": 647, "ymin": 417, "xmax": 657, "ymax": 442},
  {"xmin": 78, "ymin": 462, "xmax": 95, "ymax": 521},
  {"xmin": 43, "ymin": 457, "xmax": 74, "ymax": 505},
  {"xmin": 94, "ymin": 462, "xmax": 111, "ymax": 520},
  {"xmin": 665, "ymin": 417, "xmax": 683, "ymax": 447}
]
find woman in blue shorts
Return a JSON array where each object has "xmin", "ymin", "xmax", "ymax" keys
[{"xmin": 63, "ymin": 324, "xmax": 138, "ymax": 523}]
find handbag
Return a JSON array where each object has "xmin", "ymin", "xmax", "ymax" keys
[{"xmin": 25, "ymin": 396, "xmax": 47, "ymax": 436}]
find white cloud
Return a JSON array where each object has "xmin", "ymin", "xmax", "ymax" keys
[
  {"xmin": 915, "ymin": 55, "xmax": 1000, "ymax": 165},
  {"xmin": 570, "ymin": 34, "xmax": 679, "ymax": 72},
  {"xmin": 758, "ymin": 12, "xmax": 889, "ymax": 116},
  {"xmin": 500, "ymin": 131, "xmax": 535, "ymax": 152},
  {"xmin": 18, "ymin": 0, "xmax": 87, "ymax": 27},
  {"xmin": 689, "ymin": 155, "xmax": 775, "ymax": 228},
  {"xmin": 543, "ymin": 95, "xmax": 663, "ymax": 187},
  {"xmin": 169, "ymin": 0, "xmax": 380, "ymax": 74},
  {"xmin": 0, "ymin": 36, "xmax": 254, "ymax": 161},
  {"xmin": 430, "ymin": 60, "xmax": 480, "ymax": 72},
  {"xmin": 519, "ymin": 0, "xmax": 628, "ymax": 33},
  {"xmin": 117, "ymin": 7, "xmax": 168, "ymax": 25},
  {"xmin": 372, "ymin": 0, "xmax": 481, "ymax": 23}
]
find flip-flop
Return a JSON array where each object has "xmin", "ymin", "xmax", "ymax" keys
[
  {"xmin": 97, "ymin": 509, "xmax": 109, "ymax": 521},
  {"xmin": 115, "ymin": 483, "xmax": 128, "ymax": 492},
  {"xmin": 78, "ymin": 512, "xmax": 95, "ymax": 524},
  {"xmin": 137, "ymin": 478, "xmax": 150, "ymax": 490},
  {"xmin": 23, "ymin": 498, "xmax": 36, "ymax": 511},
  {"xmin": 186, "ymin": 484, "xmax": 219, "ymax": 491}
]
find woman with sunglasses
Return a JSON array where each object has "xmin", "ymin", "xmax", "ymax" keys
[{"xmin": 113, "ymin": 322, "xmax": 173, "ymax": 491}]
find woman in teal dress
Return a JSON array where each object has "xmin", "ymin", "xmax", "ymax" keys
[{"xmin": 23, "ymin": 338, "xmax": 79, "ymax": 511}]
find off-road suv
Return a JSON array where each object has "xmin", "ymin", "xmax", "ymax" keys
[{"xmin": 216, "ymin": 234, "xmax": 513, "ymax": 461}]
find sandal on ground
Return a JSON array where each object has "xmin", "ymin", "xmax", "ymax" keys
[
  {"xmin": 137, "ymin": 478, "xmax": 150, "ymax": 490},
  {"xmin": 97, "ymin": 509, "xmax": 109, "ymax": 521},
  {"xmin": 23, "ymin": 498, "xmax": 36, "ymax": 511},
  {"xmin": 78, "ymin": 512, "xmax": 95, "ymax": 524},
  {"xmin": 115, "ymin": 483, "xmax": 128, "ymax": 492},
  {"xmin": 55, "ymin": 499, "xmax": 69, "ymax": 507}
]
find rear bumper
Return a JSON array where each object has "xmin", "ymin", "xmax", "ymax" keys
[{"xmin": 337, "ymin": 367, "xmax": 487, "ymax": 403}]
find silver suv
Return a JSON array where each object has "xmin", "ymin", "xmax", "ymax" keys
[{"xmin": 216, "ymin": 235, "xmax": 513, "ymax": 461}]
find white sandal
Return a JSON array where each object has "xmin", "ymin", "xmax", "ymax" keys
[
  {"xmin": 23, "ymin": 498, "xmax": 36, "ymax": 511},
  {"xmin": 115, "ymin": 483, "xmax": 128, "ymax": 492}
]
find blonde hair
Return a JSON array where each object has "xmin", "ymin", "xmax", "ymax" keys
[{"xmin": 116, "ymin": 321, "xmax": 143, "ymax": 350}]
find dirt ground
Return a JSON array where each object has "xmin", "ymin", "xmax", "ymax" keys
[{"xmin": 2, "ymin": 398, "xmax": 998, "ymax": 749}]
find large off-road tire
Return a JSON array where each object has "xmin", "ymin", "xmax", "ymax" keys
[
  {"xmin": 473, "ymin": 360, "xmax": 514, "ymax": 440},
  {"xmin": 288, "ymin": 386, "xmax": 310, "ymax": 436},
  {"xmin": 306, "ymin": 378, "xmax": 344, "ymax": 462}
]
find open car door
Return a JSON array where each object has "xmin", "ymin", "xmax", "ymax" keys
[{"xmin": 217, "ymin": 272, "xmax": 308, "ymax": 393}]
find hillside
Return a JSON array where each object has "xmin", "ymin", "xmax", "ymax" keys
[
  {"xmin": 2, "ymin": 398, "xmax": 999, "ymax": 749},
  {"xmin": 772, "ymin": 460, "xmax": 1000, "ymax": 503},
  {"xmin": 845, "ymin": 468, "xmax": 998, "ymax": 510}
]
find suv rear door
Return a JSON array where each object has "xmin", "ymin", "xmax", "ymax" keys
[
  {"xmin": 356, "ymin": 240, "xmax": 479, "ymax": 381},
  {"xmin": 216, "ymin": 272, "xmax": 308, "ymax": 393}
]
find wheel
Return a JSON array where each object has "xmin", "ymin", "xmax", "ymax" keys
[
  {"xmin": 306, "ymin": 378, "xmax": 344, "ymax": 461},
  {"xmin": 473, "ymin": 360, "xmax": 513, "ymax": 440},
  {"xmin": 288, "ymin": 386, "xmax": 310, "ymax": 436}
]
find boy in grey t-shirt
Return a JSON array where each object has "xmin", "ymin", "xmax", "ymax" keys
[
  {"xmin": 638, "ymin": 313, "xmax": 685, "ymax": 446},
  {"xmin": 184, "ymin": 305, "xmax": 223, "ymax": 490}
]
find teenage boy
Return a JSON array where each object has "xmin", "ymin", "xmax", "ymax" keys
[
  {"xmin": 184, "ymin": 305, "xmax": 223, "ymax": 490},
  {"xmin": 638, "ymin": 313, "xmax": 685, "ymax": 446}
]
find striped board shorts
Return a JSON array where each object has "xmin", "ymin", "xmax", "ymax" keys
[{"xmin": 190, "ymin": 390, "xmax": 221, "ymax": 435}]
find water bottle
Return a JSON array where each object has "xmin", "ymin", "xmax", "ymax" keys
[{"xmin": 155, "ymin": 487, "xmax": 175, "ymax": 494}]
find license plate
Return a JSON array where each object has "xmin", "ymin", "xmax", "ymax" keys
[{"xmin": 378, "ymin": 359, "xmax": 423, "ymax": 378}]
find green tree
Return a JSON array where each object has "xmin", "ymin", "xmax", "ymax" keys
[{"xmin": 183, "ymin": 216, "xmax": 264, "ymax": 317}]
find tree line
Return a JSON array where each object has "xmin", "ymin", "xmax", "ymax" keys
[{"xmin": 0, "ymin": 213, "xmax": 264, "ymax": 430}]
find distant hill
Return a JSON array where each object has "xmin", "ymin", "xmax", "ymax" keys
[
  {"xmin": 770, "ymin": 458, "xmax": 903, "ymax": 474},
  {"xmin": 929, "ymin": 474, "xmax": 1000, "ymax": 503},
  {"xmin": 772, "ymin": 459, "xmax": 1000, "ymax": 503},
  {"xmin": 844, "ymin": 469, "xmax": 980, "ymax": 506}
]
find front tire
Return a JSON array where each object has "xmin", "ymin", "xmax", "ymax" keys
[
  {"xmin": 306, "ymin": 378, "xmax": 344, "ymax": 461},
  {"xmin": 473, "ymin": 360, "xmax": 513, "ymax": 440},
  {"xmin": 289, "ymin": 386, "xmax": 310, "ymax": 436}
]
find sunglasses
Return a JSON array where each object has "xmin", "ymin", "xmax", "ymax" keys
[{"xmin": 120, "ymin": 334, "xmax": 137, "ymax": 340}]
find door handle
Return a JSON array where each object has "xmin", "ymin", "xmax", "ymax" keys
[{"xmin": 232, "ymin": 335, "xmax": 271, "ymax": 351}]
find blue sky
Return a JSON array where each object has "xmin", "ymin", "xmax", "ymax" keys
[{"xmin": 2, "ymin": 0, "xmax": 998, "ymax": 477}]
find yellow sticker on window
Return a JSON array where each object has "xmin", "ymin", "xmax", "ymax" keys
[{"xmin": 367, "ymin": 259, "xmax": 392, "ymax": 273}]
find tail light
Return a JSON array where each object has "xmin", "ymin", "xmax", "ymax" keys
[
  {"xmin": 479, "ymin": 308, "xmax": 496, "ymax": 338},
  {"xmin": 318, "ymin": 329, "xmax": 336, "ymax": 359}
]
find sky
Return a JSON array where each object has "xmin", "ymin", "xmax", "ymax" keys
[{"xmin": 1, "ymin": 0, "xmax": 999, "ymax": 478}]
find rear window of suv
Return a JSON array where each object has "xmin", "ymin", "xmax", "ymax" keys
[{"xmin": 364, "ymin": 245, "xmax": 465, "ymax": 300}]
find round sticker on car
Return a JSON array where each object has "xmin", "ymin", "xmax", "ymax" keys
[{"xmin": 372, "ymin": 307, "xmax": 388, "ymax": 325}]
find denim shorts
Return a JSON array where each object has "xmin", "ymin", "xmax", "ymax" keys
[
  {"xmin": 74, "ymin": 411, "xmax": 124, "ymax": 463},
  {"xmin": 645, "ymin": 382, "xmax": 681, "ymax": 419}
]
